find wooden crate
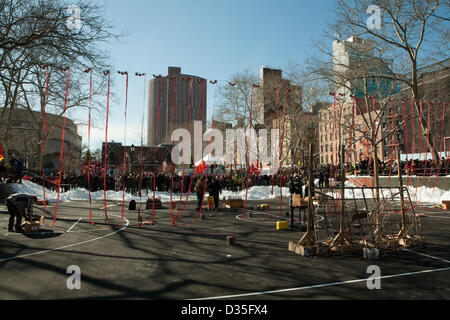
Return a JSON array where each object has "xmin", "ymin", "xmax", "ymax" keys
[
  {"xmin": 225, "ymin": 199, "xmax": 243, "ymax": 209},
  {"xmin": 146, "ymin": 198, "xmax": 162, "ymax": 209},
  {"xmin": 21, "ymin": 218, "xmax": 41, "ymax": 233},
  {"xmin": 288, "ymin": 242, "xmax": 318, "ymax": 256},
  {"xmin": 292, "ymin": 194, "xmax": 308, "ymax": 208},
  {"xmin": 207, "ymin": 196, "xmax": 215, "ymax": 209}
]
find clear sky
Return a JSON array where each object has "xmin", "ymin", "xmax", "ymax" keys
[{"xmin": 78, "ymin": 0, "xmax": 336, "ymax": 150}]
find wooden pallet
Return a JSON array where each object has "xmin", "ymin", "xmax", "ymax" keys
[{"xmin": 146, "ymin": 198, "xmax": 162, "ymax": 209}]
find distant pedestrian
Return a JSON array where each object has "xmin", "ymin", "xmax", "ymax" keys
[
  {"xmin": 194, "ymin": 176, "xmax": 206, "ymax": 211},
  {"xmin": 207, "ymin": 177, "xmax": 222, "ymax": 210}
]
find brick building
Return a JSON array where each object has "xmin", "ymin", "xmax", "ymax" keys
[{"xmin": 381, "ymin": 58, "xmax": 450, "ymax": 160}]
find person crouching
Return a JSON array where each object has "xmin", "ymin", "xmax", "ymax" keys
[{"xmin": 6, "ymin": 194, "xmax": 37, "ymax": 233}]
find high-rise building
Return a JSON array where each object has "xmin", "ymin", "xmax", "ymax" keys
[
  {"xmin": 333, "ymin": 36, "xmax": 398, "ymax": 98},
  {"xmin": 147, "ymin": 67, "xmax": 207, "ymax": 146}
]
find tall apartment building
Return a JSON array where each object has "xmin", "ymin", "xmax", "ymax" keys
[
  {"xmin": 333, "ymin": 36, "xmax": 398, "ymax": 98},
  {"xmin": 317, "ymin": 36, "xmax": 404, "ymax": 165},
  {"xmin": 147, "ymin": 67, "xmax": 207, "ymax": 146}
]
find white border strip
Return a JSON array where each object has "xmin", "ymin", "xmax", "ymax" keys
[
  {"xmin": 66, "ymin": 218, "xmax": 82, "ymax": 232},
  {"xmin": 191, "ymin": 266, "xmax": 450, "ymax": 300},
  {"xmin": 0, "ymin": 214, "xmax": 129, "ymax": 263},
  {"xmin": 402, "ymin": 248, "xmax": 450, "ymax": 264}
]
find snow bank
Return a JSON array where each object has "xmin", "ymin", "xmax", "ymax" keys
[
  {"xmin": 11, "ymin": 180, "xmax": 290, "ymax": 203},
  {"xmin": 220, "ymin": 186, "xmax": 290, "ymax": 201},
  {"xmin": 10, "ymin": 179, "xmax": 449, "ymax": 205},
  {"xmin": 12, "ymin": 180, "xmax": 186, "ymax": 203},
  {"xmin": 342, "ymin": 181, "xmax": 450, "ymax": 204}
]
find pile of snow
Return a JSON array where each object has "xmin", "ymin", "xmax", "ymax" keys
[
  {"xmin": 407, "ymin": 186, "xmax": 450, "ymax": 204},
  {"xmin": 12, "ymin": 180, "xmax": 185, "ymax": 203},
  {"xmin": 220, "ymin": 186, "xmax": 290, "ymax": 201},
  {"xmin": 10, "ymin": 179, "xmax": 449, "ymax": 205},
  {"xmin": 343, "ymin": 181, "xmax": 450, "ymax": 204},
  {"xmin": 10, "ymin": 180, "xmax": 290, "ymax": 203}
]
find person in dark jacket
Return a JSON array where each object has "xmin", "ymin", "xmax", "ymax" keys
[
  {"xmin": 318, "ymin": 170, "xmax": 325, "ymax": 188},
  {"xmin": 289, "ymin": 174, "xmax": 303, "ymax": 198},
  {"xmin": 289, "ymin": 174, "xmax": 305, "ymax": 228},
  {"xmin": 6, "ymin": 193, "xmax": 37, "ymax": 233},
  {"xmin": 207, "ymin": 177, "xmax": 222, "ymax": 210},
  {"xmin": 194, "ymin": 176, "xmax": 206, "ymax": 211},
  {"xmin": 304, "ymin": 178, "xmax": 315, "ymax": 198}
]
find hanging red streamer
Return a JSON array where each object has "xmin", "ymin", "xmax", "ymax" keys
[
  {"xmin": 242, "ymin": 84, "xmax": 258, "ymax": 219},
  {"xmin": 278, "ymin": 88, "xmax": 289, "ymax": 218},
  {"xmin": 103, "ymin": 71, "xmax": 111, "ymax": 221},
  {"xmin": 401, "ymin": 99, "xmax": 410, "ymax": 186},
  {"xmin": 151, "ymin": 76, "xmax": 163, "ymax": 223},
  {"xmin": 174, "ymin": 78, "xmax": 193, "ymax": 223},
  {"xmin": 41, "ymin": 66, "xmax": 49, "ymax": 225},
  {"xmin": 121, "ymin": 72, "xmax": 129, "ymax": 222},
  {"xmin": 330, "ymin": 93, "xmax": 336, "ymax": 186},
  {"xmin": 86, "ymin": 69, "xmax": 93, "ymax": 223},
  {"xmin": 169, "ymin": 77, "xmax": 177, "ymax": 225},
  {"xmin": 265, "ymin": 87, "xmax": 279, "ymax": 218},
  {"xmin": 196, "ymin": 81, "xmax": 217, "ymax": 221},
  {"xmin": 387, "ymin": 99, "xmax": 396, "ymax": 187},
  {"xmin": 345, "ymin": 96, "xmax": 356, "ymax": 178},
  {"xmin": 53, "ymin": 67, "xmax": 71, "ymax": 225},
  {"xmin": 413, "ymin": 100, "xmax": 424, "ymax": 200},
  {"xmin": 433, "ymin": 102, "xmax": 446, "ymax": 190}
]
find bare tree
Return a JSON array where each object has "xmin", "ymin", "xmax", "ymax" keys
[
  {"xmin": 0, "ymin": 0, "xmax": 121, "ymax": 170},
  {"xmin": 322, "ymin": 0, "xmax": 449, "ymax": 162},
  {"xmin": 215, "ymin": 68, "xmax": 258, "ymax": 127}
]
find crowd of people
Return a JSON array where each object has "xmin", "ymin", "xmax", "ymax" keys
[
  {"xmin": 342, "ymin": 157, "xmax": 450, "ymax": 177},
  {"xmin": 1, "ymin": 157, "xmax": 449, "ymax": 196}
]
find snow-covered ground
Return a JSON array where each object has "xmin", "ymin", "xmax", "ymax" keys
[
  {"xmin": 340, "ymin": 181, "xmax": 450, "ymax": 204},
  {"xmin": 10, "ymin": 179, "xmax": 450, "ymax": 205},
  {"xmin": 11, "ymin": 180, "xmax": 290, "ymax": 204}
]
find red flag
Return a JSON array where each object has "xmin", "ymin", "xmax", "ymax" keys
[{"xmin": 196, "ymin": 159, "xmax": 206, "ymax": 175}]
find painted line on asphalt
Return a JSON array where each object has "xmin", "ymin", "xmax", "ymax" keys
[
  {"xmin": 190, "ymin": 266, "xmax": 450, "ymax": 300},
  {"xmin": 422, "ymin": 215, "xmax": 450, "ymax": 219},
  {"xmin": 66, "ymin": 218, "xmax": 82, "ymax": 232},
  {"xmin": 402, "ymin": 248, "xmax": 450, "ymax": 264},
  {"xmin": 0, "ymin": 214, "xmax": 129, "ymax": 263},
  {"xmin": 99, "ymin": 204, "xmax": 118, "ymax": 210}
]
